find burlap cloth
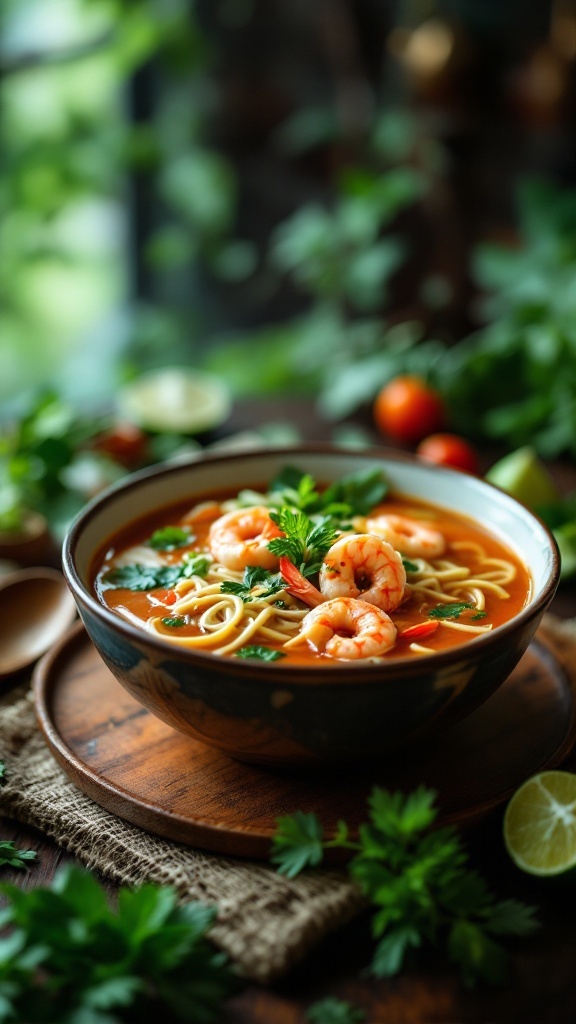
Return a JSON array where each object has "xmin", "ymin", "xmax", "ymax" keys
[
  {"xmin": 1, "ymin": 613, "xmax": 574, "ymax": 985},
  {"xmin": 0, "ymin": 679, "xmax": 362, "ymax": 985}
]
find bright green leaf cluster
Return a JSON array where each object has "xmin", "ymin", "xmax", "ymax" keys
[
  {"xmin": 271, "ymin": 786, "xmax": 539, "ymax": 987},
  {"xmin": 0, "ymin": 866, "xmax": 238, "ymax": 1023}
]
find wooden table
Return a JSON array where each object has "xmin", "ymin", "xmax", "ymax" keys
[{"xmin": 1, "ymin": 399, "xmax": 575, "ymax": 1023}]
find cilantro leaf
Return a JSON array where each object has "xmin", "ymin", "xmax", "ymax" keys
[
  {"xmin": 148, "ymin": 526, "xmax": 193, "ymax": 551},
  {"xmin": 270, "ymin": 786, "xmax": 540, "ymax": 987},
  {"xmin": 103, "ymin": 563, "xmax": 188, "ymax": 591},
  {"xmin": 161, "ymin": 616, "xmax": 187, "ymax": 628},
  {"xmin": 268, "ymin": 510, "xmax": 338, "ymax": 574},
  {"xmin": 0, "ymin": 842, "xmax": 38, "ymax": 871},
  {"xmin": 306, "ymin": 996, "xmax": 366, "ymax": 1023},
  {"xmin": 0, "ymin": 865, "xmax": 238, "ymax": 1022},
  {"xmin": 320, "ymin": 467, "xmax": 389, "ymax": 517},
  {"xmin": 104, "ymin": 552, "xmax": 211, "ymax": 591},
  {"xmin": 429, "ymin": 602, "xmax": 477, "ymax": 619},
  {"xmin": 234, "ymin": 645, "xmax": 286, "ymax": 661},
  {"xmin": 270, "ymin": 812, "xmax": 326, "ymax": 877},
  {"xmin": 221, "ymin": 566, "xmax": 284, "ymax": 601}
]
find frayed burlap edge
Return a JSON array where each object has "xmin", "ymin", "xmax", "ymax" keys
[{"xmin": 0, "ymin": 684, "xmax": 363, "ymax": 984}]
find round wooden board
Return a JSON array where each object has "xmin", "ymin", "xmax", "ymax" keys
[{"xmin": 34, "ymin": 620, "xmax": 576, "ymax": 861}]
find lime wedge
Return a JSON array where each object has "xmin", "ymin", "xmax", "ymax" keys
[
  {"xmin": 485, "ymin": 446, "xmax": 560, "ymax": 509},
  {"xmin": 503, "ymin": 770, "xmax": 576, "ymax": 876},
  {"xmin": 117, "ymin": 368, "xmax": 232, "ymax": 435}
]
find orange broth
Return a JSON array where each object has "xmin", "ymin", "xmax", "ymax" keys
[{"xmin": 93, "ymin": 485, "xmax": 531, "ymax": 665}]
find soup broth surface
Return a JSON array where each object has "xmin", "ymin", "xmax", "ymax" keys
[{"xmin": 93, "ymin": 473, "xmax": 531, "ymax": 665}]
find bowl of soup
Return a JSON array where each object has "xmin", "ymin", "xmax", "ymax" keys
[{"xmin": 62, "ymin": 443, "xmax": 560, "ymax": 764}]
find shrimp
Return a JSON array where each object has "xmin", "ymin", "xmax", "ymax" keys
[
  {"xmin": 320, "ymin": 533, "xmax": 407, "ymax": 612},
  {"xmin": 208, "ymin": 505, "xmax": 283, "ymax": 571},
  {"xmin": 365, "ymin": 513, "xmax": 445, "ymax": 559},
  {"xmin": 288, "ymin": 596, "xmax": 397, "ymax": 660}
]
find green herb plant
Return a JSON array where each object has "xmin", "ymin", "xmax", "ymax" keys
[
  {"xmin": 271, "ymin": 786, "xmax": 539, "ymax": 987},
  {"xmin": 0, "ymin": 865, "xmax": 238, "ymax": 1024}
]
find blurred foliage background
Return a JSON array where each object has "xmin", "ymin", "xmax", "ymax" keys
[{"xmin": 1, "ymin": 0, "xmax": 576, "ymax": 455}]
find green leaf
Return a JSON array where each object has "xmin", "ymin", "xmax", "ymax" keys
[
  {"xmin": 447, "ymin": 920, "xmax": 509, "ymax": 988},
  {"xmin": 234, "ymin": 646, "xmax": 286, "ymax": 661},
  {"xmin": 484, "ymin": 899, "xmax": 540, "ymax": 937},
  {"xmin": 369, "ymin": 925, "xmax": 421, "ymax": 978},
  {"xmin": 268, "ymin": 509, "xmax": 338, "ymax": 573},
  {"xmin": 270, "ymin": 812, "xmax": 325, "ymax": 878},
  {"xmin": 0, "ymin": 842, "xmax": 37, "ymax": 871},
  {"xmin": 306, "ymin": 995, "xmax": 366, "ymax": 1023},
  {"xmin": 148, "ymin": 526, "xmax": 192, "ymax": 551},
  {"xmin": 428, "ymin": 602, "xmax": 476, "ymax": 620},
  {"xmin": 220, "ymin": 566, "xmax": 284, "ymax": 601}
]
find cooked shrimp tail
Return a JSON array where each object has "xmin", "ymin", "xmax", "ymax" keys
[{"xmin": 279, "ymin": 556, "xmax": 324, "ymax": 608}]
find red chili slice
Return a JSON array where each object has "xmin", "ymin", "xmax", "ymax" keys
[{"xmin": 399, "ymin": 620, "xmax": 439, "ymax": 640}]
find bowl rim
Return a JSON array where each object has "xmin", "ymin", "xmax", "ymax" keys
[{"xmin": 62, "ymin": 441, "xmax": 561, "ymax": 680}]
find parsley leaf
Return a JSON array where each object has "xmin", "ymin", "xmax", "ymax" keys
[
  {"xmin": 104, "ymin": 552, "xmax": 211, "ymax": 591},
  {"xmin": 221, "ymin": 566, "xmax": 284, "ymax": 601},
  {"xmin": 306, "ymin": 996, "xmax": 366, "ymax": 1023},
  {"xmin": 268, "ymin": 509, "xmax": 338, "ymax": 575},
  {"xmin": 271, "ymin": 812, "xmax": 326, "ymax": 877},
  {"xmin": 268, "ymin": 466, "xmax": 389, "ymax": 520},
  {"xmin": 270, "ymin": 786, "xmax": 540, "ymax": 986},
  {"xmin": 235, "ymin": 645, "xmax": 286, "ymax": 661},
  {"xmin": 0, "ymin": 841, "xmax": 38, "ymax": 871},
  {"xmin": 0, "ymin": 865, "xmax": 238, "ymax": 1022},
  {"xmin": 429, "ymin": 602, "xmax": 478, "ymax": 619},
  {"xmin": 148, "ymin": 526, "xmax": 193, "ymax": 551}
]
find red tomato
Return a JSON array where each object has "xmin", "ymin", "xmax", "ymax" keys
[
  {"xmin": 373, "ymin": 376, "xmax": 445, "ymax": 443},
  {"xmin": 90, "ymin": 422, "xmax": 148, "ymax": 468},
  {"xmin": 416, "ymin": 433, "xmax": 480, "ymax": 474}
]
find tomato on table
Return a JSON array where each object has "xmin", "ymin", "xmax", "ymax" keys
[
  {"xmin": 416, "ymin": 433, "xmax": 479, "ymax": 474},
  {"xmin": 373, "ymin": 376, "xmax": 445, "ymax": 443}
]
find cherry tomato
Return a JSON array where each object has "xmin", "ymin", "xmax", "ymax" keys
[
  {"xmin": 90, "ymin": 422, "xmax": 149, "ymax": 468},
  {"xmin": 373, "ymin": 375, "xmax": 445, "ymax": 443},
  {"xmin": 416, "ymin": 433, "xmax": 480, "ymax": 474}
]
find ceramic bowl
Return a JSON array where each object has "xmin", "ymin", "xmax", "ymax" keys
[{"xmin": 62, "ymin": 444, "xmax": 560, "ymax": 765}]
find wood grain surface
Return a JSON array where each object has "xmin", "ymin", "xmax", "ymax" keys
[{"xmin": 34, "ymin": 619, "xmax": 576, "ymax": 860}]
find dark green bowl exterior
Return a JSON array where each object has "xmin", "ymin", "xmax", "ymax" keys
[{"xmin": 76, "ymin": 596, "xmax": 541, "ymax": 764}]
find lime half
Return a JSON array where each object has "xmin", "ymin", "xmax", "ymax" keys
[
  {"xmin": 485, "ymin": 446, "xmax": 560, "ymax": 509},
  {"xmin": 118, "ymin": 367, "xmax": 232, "ymax": 435},
  {"xmin": 503, "ymin": 770, "xmax": 576, "ymax": 876}
]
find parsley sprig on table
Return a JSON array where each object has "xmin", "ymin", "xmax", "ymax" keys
[
  {"xmin": 0, "ymin": 865, "xmax": 238, "ymax": 1023},
  {"xmin": 271, "ymin": 786, "xmax": 539, "ymax": 987}
]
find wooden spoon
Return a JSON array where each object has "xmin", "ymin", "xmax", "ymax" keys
[{"xmin": 0, "ymin": 568, "xmax": 77, "ymax": 679}]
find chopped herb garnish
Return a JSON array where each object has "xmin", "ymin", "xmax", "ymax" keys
[
  {"xmin": 268, "ymin": 509, "xmax": 338, "ymax": 575},
  {"xmin": 104, "ymin": 563, "xmax": 189, "ymax": 591},
  {"xmin": 104, "ymin": 552, "xmax": 211, "ymax": 591},
  {"xmin": 235, "ymin": 645, "xmax": 286, "ymax": 661},
  {"xmin": 471, "ymin": 611, "xmax": 488, "ymax": 620},
  {"xmin": 148, "ymin": 526, "xmax": 193, "ymax": 550},
  {"xmin": 268, "ymin": 466, "xmax": 389, "ymax": 521},
  {"xmin": 161, "ymin": 616, "xmax": 187, "ymax": 627},
  {"xmin": 221, "ymin": 566, "xmax": 284, "ymax": 601},
  {"xmin": 402, "ymin": 558, "xmax": 419, "ymax": 573},
  {"xmin": 429, "ymin": 602, "xmax": 478, "ymax": 620}
]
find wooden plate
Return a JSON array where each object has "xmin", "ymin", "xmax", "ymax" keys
[{"xmin": 34, "ymin": 621, "xmax": 576, "ymax": 861}]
